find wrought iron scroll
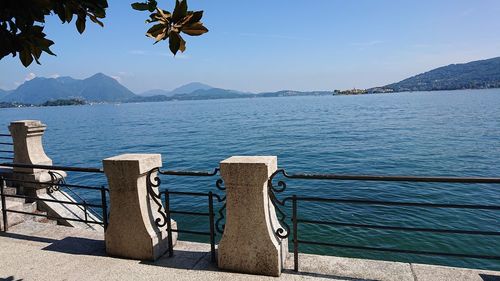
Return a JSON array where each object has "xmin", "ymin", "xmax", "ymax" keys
[
  {"xmin": 146, "ymin": 167, "xmax": 169, "ymax": 227},
  {"xmin": 268, "ymin": 168, "xmax": 292, "ymax": 239},
  {"xmin": 214, "ymin": 176, "xmax": 226, "ymax": 234},
  {"xmin": 147, "ymin": 167, "xmax": 227, "ymax": 233},
  {"xmin": 47, "ymin": 170, "xmax": 66, "ymax": 193}
]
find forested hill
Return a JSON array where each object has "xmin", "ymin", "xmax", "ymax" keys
[{"xmin": 382, "ymin": 57, "xmax": 500, "ymax": 92}]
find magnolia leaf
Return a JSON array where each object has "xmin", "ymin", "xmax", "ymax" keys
[
  {"xmin": 131, "ymin": 2, "xmax": 149, "ymax": 11},
  {"xmin": 189, "ymin": 11, "xmax": 203, "ymax": 24},
  {"xmin": 64, "ymin": 4, "xmax": 74, "ymax": 23},
  {"xmin": 156, "ymin": 8, "xmax": 171, "ymax": 20},
  {"xmin": 134, "ymin": 0, "xmax": 207, "ymax": 56},
  {"xmin": 146, "ymin": 23, "xmax": 166, "ymax": 37},
  {"xmin": 169, "ymin": 32, "xmax": 181, "ymax": 55},
  {"xmin": 178, "ymin": 34, "xmax": 186, "ymax": 52},
  {"xmin": 40, "ymin": 45, "xmax": 56, "ymax": 56},
  {"xmin": 56, "ymin": 3, "xmax": 66, "ymax": 22},
  {"xmin": 57, "ymin": 10, "xmax": 66, "ymax": 23},
  {"xmin": 31, "ymin": 46, "xmax": 42, "ymax": 64},
  {"xmin": 172, "ymin": 0, "xmax": 188, "ymax": 23},
  {"xmin": 153, "ymin": 29, "xmax": 167, "ymax": 43},
  {"xmin": 89, "ymin": 15, "xmax": 104, "ymax": 27},
  {"xmin": 20, "ymin": 48, "xmax": 33, "ymax": 67},
  {"xmin": 76, "ymin": 16, "xmax": 86, "ymax": 33},
  {"xmin": 181, "ymin": 22, "xmax": 208, "ymax": 36},
  {"xmin": 147, "ymin": 0, "xmax": 158, "ymax": 12}
]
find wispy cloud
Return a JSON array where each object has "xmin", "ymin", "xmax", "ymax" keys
[
  {"xmin": 13, "ymin": 72, "xmax": 37, "ymax": 87},
  {"xmin": 25, "ymin": 72, "xmax": 36, "ymax": 81},
  {"xmin": 110, "ymin": 75, "xmax": 122, "ymax": 82},
  {"xmin": 49, "ymin": 73, "xmax": 60, "ymax": 78}
]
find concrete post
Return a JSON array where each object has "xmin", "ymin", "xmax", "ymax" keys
[
  {"xmin": 218, "ymin": 156, "xmax": 288, "ymax": 277},
  {"xmin": 103, "ymin": 154, "xmax": 177, "ymax": 261},
  {"xmin": 8, "ymin": 120, "xmax": 65, "ymax": 195}
]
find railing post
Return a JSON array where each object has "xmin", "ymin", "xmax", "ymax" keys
[
  {"xmin": 292, "ymin": 195, "xmax": 298, "ymax": 272},
  {"xmin": 218, "ymin": 156, "xmax": 288, "ymax": 277},
  {"xmin": 208, "ymin": 191, "xmax": 216, "ymax": 262},
  {"xmin": 1, "ymin": 177, "xmax": 8, "ymax": 232},
  {"xmin": 164, "ymin": 190, "xmax": 174, "ymax": 257},
  {"xmin": 100, "ymin": 186, "xmax": 108, "ymax": 230},
  {"xmin": 8, "ymin": 120, "xmax": 66, "ymax": 196},
  {"xmin": 103, "ymin": 154, "xmax": 176, "ymax": 261}
]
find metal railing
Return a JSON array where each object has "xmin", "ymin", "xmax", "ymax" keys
[
  {"xmin": 267, "ymin": 169, "xmax": 500, "ymax": 271},
  {"xmin": 0, "ymin": 162, "xmax": 108, "ymax": 232},
  {"xmin": 146, "ymin": 167, "xmax": 226, "ymax": 262},
  {"xmin": 0, "ymin": 133, "xmax": 13, "ymax": 162}
]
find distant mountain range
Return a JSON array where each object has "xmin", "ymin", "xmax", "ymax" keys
[
  {"xmin": 377, "ymin": 56, "xmax": 500, "ymax": 92},
  {"xmin": 0, "ymin": 73, "xmax": 135, "ymax": 104},
  {"xmin": 0, "ymin": 74, "xmax": 332, "ymax": 105},
  {"xmin": 140, "ymin": 82, "xmax": 213, "ymax": 97},
  {"xmin": 2, "ymin": 56, "xmax": 500, "ymax": 106}
]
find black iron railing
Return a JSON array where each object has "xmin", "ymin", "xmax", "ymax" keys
[
  {"xmin": 268, "ymin": 169, "xmax": 500, "ymax": 271},
  {"xmin": 146, "ymin": 167, "xmax": 225, "ymax": 262},
  {"xmin": 0, "ymin": 134, "xmax": 13, "ymax": 162},
  {"xmin": 0, "ymin": 162, "xmax": 108, "ymax": 231}
]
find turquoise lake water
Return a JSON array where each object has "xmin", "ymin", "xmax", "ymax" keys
[{"xmin": 1, "ymin": 89, "xmax": 499, "ymax": 270}]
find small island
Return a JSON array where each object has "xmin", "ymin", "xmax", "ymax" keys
[
  {"xmin": 0, "ymin": 99, "xmax": 86, "ymax": 108},
  {"xmin": 41, "ymin": 99, "xmax": 86, "ymax": 107}
]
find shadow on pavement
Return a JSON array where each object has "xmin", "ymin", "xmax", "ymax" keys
[
  {"xmin": 42, "ymin": 237, "xmax": 106, "ymax": 256},
  {"xmin": 139, "ymin": 249, "xmax": 216, "ymax": 271},
  {"xmin": 0, "ymin": 232, "xmax": 57, "ymax": 244},
  {"xmin": 480, "ymin": 274, "xmax": 500, "ymax": 281}
]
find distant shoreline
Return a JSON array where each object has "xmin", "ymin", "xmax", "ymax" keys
[{"xmin": 1, "ymin": 87, "xmax": 499, "ymax": 109}]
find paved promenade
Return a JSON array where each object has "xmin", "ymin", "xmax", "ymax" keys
[{"xmin": 0, "ymin": 222, "xmax": 498, "ymax": 281}]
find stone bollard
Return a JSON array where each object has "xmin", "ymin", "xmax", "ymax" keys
[
  {"xmin": 9, "ymin": 120, "xmax": 65, "ymax": 196},
  {"xmin": 218, "ymin": 156, "xmax": 288, "ymax": 277},
  {"xmin": 103, "ymin": 154, "xmax": 177, "ymax": 261}
]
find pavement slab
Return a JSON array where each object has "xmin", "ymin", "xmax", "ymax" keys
[{"xmin": 0, "ymin": 222, "xmax": 498, "ymax": 281}]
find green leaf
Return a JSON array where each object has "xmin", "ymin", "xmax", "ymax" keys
[
  {"xmin": 89, "ymin": 15, "xmax": 104, "ymax": 27},
  {"xmin": 19, "ymin": 49, "xmax": 33, "ymax": 67},
  {"xmin": 131, "ymin": 2, "xmax": 149, "ymax": 11},
  {"xmin": 172, "ymin": 0, "xmax": 188, "ymax": 23},
  {"xmin": 178, "ymin": 34, "xmax": 186, "ymax": 53},
  {"xmin": 76, "ymin": 16, "xmax": 86, "ymax": 33},
  {"xmin": 41, "ymin": 46, "xmax": 56, "ymax": 56},
  {"xmin": 169, "ymin": 32, "xmax": 181, "ymax": 55},
  {"xmin": 56, "ymin": 3, "xmax": 66, "ymax": 23},
  {"xmin": 181, "ymin": 22, "xmax": 208, "ymax": 36},
  {"xmin": 146, "ymin": 23, "xmax": 166, "ymax": 37},
  {"xmin": 147, "ymin": 0, "xmax": 158, "ymax": 12},
  {"xmin": 64, "ymin": 4, "xmax": 74, "ymax": 23},
  {"xmin": 189, "ymin": 11, "xmax": 203, "ymax": 24}
]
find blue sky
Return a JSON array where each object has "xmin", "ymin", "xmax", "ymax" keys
[{"xmin": 1, "ymin": 0, "xmax": 500, "ymax": 93}]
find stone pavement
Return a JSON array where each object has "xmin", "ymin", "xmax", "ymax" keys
[{"xmin": 0, "ymin": 222, "xmax": 498, "ymax": 281}]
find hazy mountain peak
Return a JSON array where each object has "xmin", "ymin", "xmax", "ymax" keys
[
  {"xmin": 1, "ymin": 73, "xmax": 137, "ymax": 104},
  {"xmin": 55, "ymin": 76, "xmax": 77, "ymax": 83},
  {"xmin": 86, "ymin": 72, "xmax": 113, "ymax": 80},
  {"xmin": 170, "ymin": 82, "xmax": 213, "ymax": 95}
]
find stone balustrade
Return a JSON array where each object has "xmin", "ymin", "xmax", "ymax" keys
[
  {"xmin": 218, "ymin": 156, "xmax": 288, "ymax": 276},
  {"xmin": 5, "ymin": 119, "xmax": 289, "ymax": 276},
  {"xmin": 103, "ymin": 154, "xmax": 177, "ymax": 261},
  {"xmin": 9, "ymin": 120, "xmax": 66, "ymax": 196}
]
